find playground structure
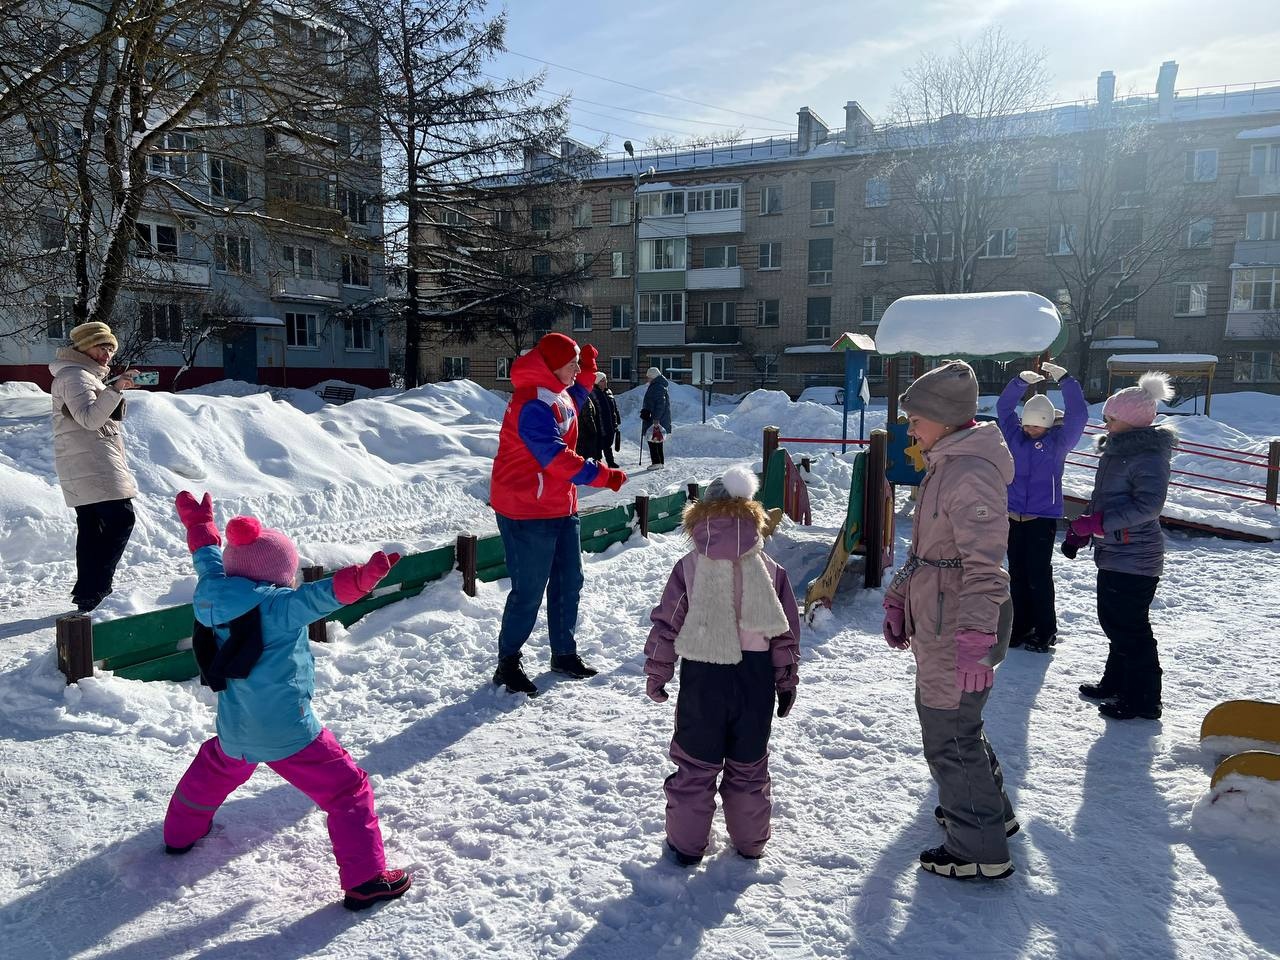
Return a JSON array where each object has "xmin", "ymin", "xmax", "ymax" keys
[{"xmin": 1200, "ymin": 700, "xmax": 1280, "ymax": 796}]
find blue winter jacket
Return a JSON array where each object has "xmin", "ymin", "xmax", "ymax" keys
[
  {"xmin": 642, "ymin": 375, "xmax": 672, "ymax": 432},
  {"xmin": 996, "ymin": 375, "xmax": 1089, "ymax": 519},
  {"xmin": 191, "ymin": 544, "xmax": 343, "ymax": 762},
  {"xmin": 1086, "ymin": 423, "xmax": 1177, "ymax": 578}
]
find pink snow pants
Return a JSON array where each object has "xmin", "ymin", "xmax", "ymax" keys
[
  {"xmin": 163, "ymin": 729, "xmax": 386, "ymax": 890},
  {"xmin": 664, "ymin": 740, "xmax": 772, "ymax": 858}
]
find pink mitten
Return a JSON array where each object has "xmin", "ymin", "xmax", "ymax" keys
[
  {"xmin": 646, "ymin": 675, "xmax": 669, "ymax": 703},
  {"xmin": 175, "ymin": 491, "xmax": 221, "ymax": 552},
  {"xmin": 882, "ymin": 596, "xmax": 908, "ymax": 650},
  {"xmin": 955, "ymin": 630, "xmax": 996, "ymax": 693},
  {"xmin": 1069, "ymin": 512, "xmax": 1105, "ymax": 538},
  {"xmin": 332, "ymin": 550, "xmax": 400, "ymax": 605}
]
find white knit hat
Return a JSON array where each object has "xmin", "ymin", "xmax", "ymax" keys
[
  {"xmin": 646, "ymin": 366, "xmax": 662, "ymax": 380},
  {"xmin": 1020, "ymin": 394, "xmax": 1059, "ymax": 429}
]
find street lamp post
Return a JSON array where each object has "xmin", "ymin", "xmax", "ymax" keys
[{"xmin": 624, "ymin": 140, "xmax": 654, "ymax": 388}]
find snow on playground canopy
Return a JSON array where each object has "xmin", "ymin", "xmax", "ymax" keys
[{"xmin": 875, "ymin": 291, "xmax": 1068, "ymax": 362}]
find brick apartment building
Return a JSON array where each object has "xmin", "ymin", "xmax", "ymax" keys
[{"xmin": 422, "ymin": 61, "xmax": 1280, "ymax": 400}]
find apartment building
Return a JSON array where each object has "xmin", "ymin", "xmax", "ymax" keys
[
  {"xmin": 0, "ymin": 7, "xmax": 390, "ymax": 391},
  {"xmin": 429, "ymin": 62, "xmax": 1280, "ymax": 400}
]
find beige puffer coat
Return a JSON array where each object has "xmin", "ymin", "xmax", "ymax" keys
[
  {"xmin": 887, "ymin": 422, "xmax": 1014, "ymax": 710},
  {"xmin": 49, "ymin": 347, "xmax": 137, "ymax": 507}
]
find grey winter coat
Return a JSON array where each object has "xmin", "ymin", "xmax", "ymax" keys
[
  {"xmin": 49, "ymin": 347, "xmax": 138, "ymax": 507},
  {"xmin": 1086, "ymin": 423, "xmax": 1176, "ymax": 578}
]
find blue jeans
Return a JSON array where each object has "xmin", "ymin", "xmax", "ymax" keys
[{"xmin": 495, "ymin": 514, "xmax": 583, "ymax": 660}]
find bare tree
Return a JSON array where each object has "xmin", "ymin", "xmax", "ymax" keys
[{"xmin": 644, "ymin": 127, "xmax": 745, "ymax": 151}]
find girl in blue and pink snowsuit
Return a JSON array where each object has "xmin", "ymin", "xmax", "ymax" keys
[{"xmin": 643, "ymin": 466, "xmax": 800, "ymax": 865}]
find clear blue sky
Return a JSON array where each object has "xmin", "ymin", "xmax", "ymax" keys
[{"xmin": 493, "ymin": 0, "xmax": 1279, "ymax": 152}]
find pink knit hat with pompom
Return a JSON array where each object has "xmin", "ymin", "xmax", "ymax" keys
[
  {"xmin": 223, "ymin": 516, "xmax": 299, "ymax": 587},
  {"xmin": 1102, "ymin": 371, "xmax": 1174, "ymax": 428}
]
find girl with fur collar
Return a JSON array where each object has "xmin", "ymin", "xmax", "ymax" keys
[
  {"xmin": 1066, "ymin": 372, "xmax": 1177, "ymax": 721},
  {"xmin": 643, "ymin": 465, "xmax": 800, "ymax": 866}
]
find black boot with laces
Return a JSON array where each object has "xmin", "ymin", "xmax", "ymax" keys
[
  {"xmin": 493, "ymin": 655, "xmax": 538, "ymax": 696},
  {"xmin": 550, "ymin": 653, "xmax": 598, "ymax": 679}
]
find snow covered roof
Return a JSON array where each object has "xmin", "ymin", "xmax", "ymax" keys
[
  {"xmin": 784, "ymin": 344, "xmax": 839, "ymax": 354},
  {"xmin": 875, "ymin": 291, "xmax": 1066, "ymax": 361},
  {"xmin": 1091, "ymin": 338, "xmax": 1159, "ymax": 350},
  {"xmin": 1107, "ymin": 353, "xmax": 1219, "ymax": 366},
  {"xmin": 1237, "ymin": 125, "xmax": 1280, "ymax": 139}
]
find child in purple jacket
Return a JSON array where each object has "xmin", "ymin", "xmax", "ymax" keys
[{"xmin": 643, "ymin": 465, "xmax": 800, "ymax": 865}]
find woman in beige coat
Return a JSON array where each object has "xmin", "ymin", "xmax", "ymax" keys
[
  {"xmin": 49, "ymin": 321, "xmax": 141, "ymax": 612},
  {"xmin": 882, "ymin": 360, "xmax": 1018, "ymax": 881}
]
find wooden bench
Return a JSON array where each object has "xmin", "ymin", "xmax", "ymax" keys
[{"xmin": 318, "ymin": 385, "xmax": 357, "ymax": 404}]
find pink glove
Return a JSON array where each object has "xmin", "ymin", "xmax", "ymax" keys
[
  {"xmin": 955, "ymin": 630, "xmax": 996, "ymax": 693},
  {"xmin": 175, "ymin": 491, "xmax": 221, "ymax": 552},
  {"xmin": 333, "ymin": 550, "xmax": 400, "ymax": 605},
  {"xmin": 646, "ymin": 675, "xmax": 669, "ymax": 703},
  {"xmin": 882, "ymin": 596, "xmax": 908, "ymax": 650},
  {"xmin": 1069, "ymin": 512, "xmax": 1105, "ymax": 538},
  {"xmin": 591, "ymin": 467, "xmax": 626, "ymax": 491}
]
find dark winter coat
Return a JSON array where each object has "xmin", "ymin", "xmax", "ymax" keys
[
  {"xmin": 1086, "ymin": 423, "xmax": 1177, "ymax": 578},
  {"xmin": 642, "ymin": 374, "xmax": 673, "ymax": 432},
  {"xmin": 996, "ymin": 375, "xmax": 1088, "ymax": 519},
  {"xmin": 575, "ymin": 392, "xmax": 604, "ymax": 461},
  {"xmin": 593, "ymin": 384, "xmax": 621, "ymax": 448}
]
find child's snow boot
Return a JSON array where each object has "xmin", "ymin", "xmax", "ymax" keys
[
  {"xmin": 165, "ymin": 824, "xmax": 211, "ymax": 855},
  {"xmin": 919, "ymin": 845, "xmax": 1014, "ymax": 880},
  {"xmin": 666, "ymin": 841, "xmax": 702, "ymax": 868},
  {"xmin": 343, "ymin": 869, "xmax": 412, "ymax": 911},
  {"xmin": 493, "ymin": 655, "xmax": 538, "ymax": 696}
]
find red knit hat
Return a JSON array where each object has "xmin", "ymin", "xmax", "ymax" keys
[
  {"xmin": 223, "ymin": 516, "xmax": 299, "ymax": 587},
  {"xmin": 536, "ymin": 333, "xmax": 579, "ymax": 371}
]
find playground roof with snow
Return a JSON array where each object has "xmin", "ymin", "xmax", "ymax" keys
[{"xmin": 874, "ymin": 291, "xmax": 1067, "ymax": 361}]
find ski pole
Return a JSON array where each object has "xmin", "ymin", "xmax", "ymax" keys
[{"xmin": 638, "ymin": 422, "xmax": 646, "ymax": 467}]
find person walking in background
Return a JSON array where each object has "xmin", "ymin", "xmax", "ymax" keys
[
  {"xmin": 882, "ymin": 360, "xmax": 1019, "ymax": 881},
  {"xmin": 488, "ymin": 333, "xmax": 627, "ymax": 697},
  {"xmin": 165, "ymin": 492, "xmax": 411, "ymax": 911},
  {"xmin": 996, "ymin": 360, "xmax": 1088, "ymax": 653},
  {"xmin": 575, "ymin": 382, "xmax": 604, "ymax": 463},
  {"xmin": 1067, "ymin": 372, "xmax": 1176, "ymax": 722},
  {"xmin": 644, "ymin": 465, "xmax": 800, "ymax": 866},
  {"xmin": 640, "ymin": 366, "xmax": 672, "ymax": 467},
  {"xmin": 592, "ymin": 371, "xmax": 622, "ymax": 469},
  {"xmin": 49, "ymin": 321, "xmax": 142, "ymax": 612}
]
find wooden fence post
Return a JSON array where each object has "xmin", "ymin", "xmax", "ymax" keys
[
  {"xmin": 456, "ymin": 534, "xmax": 478, "ymax": 596},
  {"xmin": 762, "ymin": 426, "xmax": 779, "ymax": 483},
  {"xmin": 686, "ymin": 482, "xmax": 699, "ymax": 502},
  {"xmin": 302, "ymin": 566, "xmax": 328, "ymax": 643},
  {"xmin": 800, "ymin": 456, "xmax": 811, "ymax": 473},
  {"xmin": 56, "ymin": 614, "xmax": 93, "ymax": 685},
  {"xmin": 1267, "ymin": 440, "xmax": 1280, "ymax": 508},
  {"xmin": 635, "ymin": 495, "xmax": 650, "ymax": 539},
  {"xmin": 863, "ymin": 429, "xmax": 889, "ymax": 589}
]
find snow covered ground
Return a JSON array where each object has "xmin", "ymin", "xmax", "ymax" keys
[{"xmin": 2, "ymin": 377, "xmax": 1279, "ymax": 959}]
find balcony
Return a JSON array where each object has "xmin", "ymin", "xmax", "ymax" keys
[
  {"xmin": 131, "ymin": 255, "xmax": 210, "ymax": 288},
  {"xmin": 270, "ymin": 273, "xmax": 342, "ymax": 302},
  {"xmin": 1233, "ymin": 239, "xmax": 1280, "ymax": 266},
  {"xmin": 636, "ymin": 322, "xmax": 686, "ymax": 347},
  {"xmin": 689, "ymin": 325, "xmax": 741, "ymax": 345},
  {"xmin": 686, "ymin": 266, "xmax": 743, "ymax": 290},
  {"xmin": 265, "ymin": 197, "xmax": 346, "ymax": 232},
  {"xmin": 1225, "ymin": 311, "xmax": 1276, "ymax": 339},
  {"xmin": 1237, "ymin": 172, "xmax": 1280, "ymax": 197},
  {"xmin": 637, "ymin": 270, "xmax": 686, "ymax": 292},
  {"xmin": 687, "ymin": 208, "xmax": 743, "ymax": 235}
]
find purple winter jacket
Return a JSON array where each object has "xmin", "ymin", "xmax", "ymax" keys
[
  {"xmin": 996, "ymin": 375, "xmax": 1088, "ymax": 519},
  {"xmin": 644, "ymin": 513, "xmax": 800, "ymax": 692}
]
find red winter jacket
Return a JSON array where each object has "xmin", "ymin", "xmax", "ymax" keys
[{"xmin": 489, "ymin": 350, "xmax": 603, "ymax": 519}]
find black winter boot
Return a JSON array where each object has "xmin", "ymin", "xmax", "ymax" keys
[
  {"xmin": 919, "ymin": 844, "xmax": 1014, "ymax": 880},
  {"xmin": 1099, "ymin": 700, "xmax": 1161, "ymax": 721},
  {"xmin": 493, "ymin": 655, "xmax": 538, "ymax": 696},
  {"xmin": 550, "ymin": 653, "xmax": 598, "ymax": 679},
  {"xmin": 666, "ymin": 841, "xmax": 702, "ymax": 867},
  {"xmin": 343, "ymin": 869, "xmax": 412, "ymax": 910},
  {"xmin": 1078, "ymin": 682, "xmax": 1115, "ymax": 701}
]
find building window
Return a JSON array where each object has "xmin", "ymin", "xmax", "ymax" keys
[
  {"xmin": 496, "ymin": 356, "xmax": 512, "ymax": 380},
  {"xmin": 1232, "ymin": 268, "xmax": 1279, "ymax": 311},
  {"xmin": 638, "ymin": 237, "xmax": 686, "ymax": 271},
  {"xmin": 1234, "ymin": 351, "xmax": 1280, "ymax": 383},
  {"xmin": 1250, "ymin": 143, "xmax": 1280, "ymax": 176},
  {"xmin": 638, "ymin": 292, "xmax": 684, "ymax": 324},
  {"xmin": 609, "ymin": 198, "xmax": 633, "ymax": 225},
  {"xmin": 285, "ymin": 311, "xmax": 318, "ymax": 348},
  {"xmin": 806, "ymin": 297, "xmax": 831, "ymax": 341},
  {"xmin": 531, "ymin": 206, "xmax": 553, "ymax": 233},
  {"xmin": 573, "ymin": 252, "xmax": 589, "ymax": 272},
  {"xmin": 647, "ymin": 355, "xmax": 682, "ymax": 379},
  {"xmin": 1245, "ymin": 211, "xmax": 1280, "ymax": 241},
  {"xmin": 758, "ymin": 242, "xmax": 781, "ymax": 270},
  {"xmin": 139, "ymin": 301, "xmax": 183, "ymax": 342},
  {"xmin": 1187, "ymin": 217, "xmax": 1213, "ymax": 249},
  {"xmin": 442, "ymin": 356, "xmax": 469, "ymax": 379},
  {"xmin": 1115, "ymin": 153, "xmax": 1146, "ymax": 206},
  {"xmin": 611, "ymin": 304, "xmax": 633, "ymax": 330},
  {"xmin": 704, "ymin": 301, "xmax": 737, "ymax": 326},
  {"xmin": 1173, "ymin": 282, "xmax": 1208, "ymax": 317},
  {"xmin": 862, "ymin": 237, "xmax": 887, "ymax": 265},
  {"xmin": 1112, "ymin": 218, "xmax": 1143, "ymax": 265},
  {"xmin": 39, "ymin": 216, "xmax": 66, "ymax": 251},
  {"xmin": 757, "ymin": 298, "xmax": 780, "ymax": 327},
  {"xmin": 1053, "ymin": 287, "xmax": 1073, "ymax": 321},
  {"xmin": 860, "ymin": 295, "xmax": 888, "ymax": 325},
  {"xmin": 532, "ymin": 254, "xmax": 551, "ymax": 276},
  {"xmin": 136, "ymin": 222, "xmax": 179, "ymax": 257},
  {"xmin": 688, "ymin": 187, "xmax": 740, "ymax": 211},
  {"xmin": 864, "ymin": 176, "xmax": 889, "ymax": 207},
  {"xmin": 213, "ymin": 233, "xmax": 252, "ymax": 273},
  {"xmin": 344, "ymin": 316, "xmax": 373, "ymax": 351},
  {"xmin": 610, "ymin": 356, "xmax": 631, "ymax": 381},
  {"xmin": 1054, "ymin": 158, "xmax": 1079, "ymax": 191},
  {"xmin": 339, "ymin": 189, "xmax": 371, "ymax": 225},
  {"xmin": 755, "ymin": 355, "xmax": 779, "ymax": 382},
  {"xmin": 281, "ymin": 244, "xmax": 315, "ymax": 278},
  {"xmin": 1047, "ymin": 223, "xmax": 1076, "ymax": 256},
  {"xmin": 209, "ymin": 157, "xmax": 248, "ymax": 202},
  {"xmin": 703, "ymin": 245, "xmax": 738, "ymax": 269},
  {"xmin": 980, "ymin": 227, "xmax": 1018, "ymax": 258},
  {"xmin": 912, "ymin": 232, "xmax": 954, "ymax": 262},
  {"xmin": 1184, "ymin": 148, "xmax": 1219, "ymax": 182},
  {"xmin": 572, "ymin": 306, "xmax": 592, "ymax": 332},
  {"xmin": 810, "ymin": 180, "xmax": 835, "ymax": 225},
  {"xmin": 342, "ymin": 253, "xmax": 370, "ymax": 287},
  {"xmin": 712, "ymin": 355, "xmax": 733, "ymax": 381},
  {"xmin": 45, "ymin": 296, "xmax": 75, "ymax": 339},
  {"xmin": 808, "ymin": 238, "xmax": 833, "ymax": 284},
  {"xmin": 1098, "ymin": 285, "xmax": 1138, "ymax": 338},
  {"xmin": 639, "ymin": 190, "xmax": 685, "ymax": 217},
  {"xmin": 760, "ymin": 185, "xmax": 782, "ymax": 215},
  {"xmin": 148, "ymin": 132, "xmax": 195, "ymax": 178},
  {"xmin": 572, "ymin": 201, "xmax": 592, "ymax": 228},
  {"xmin": 611, "ymin": 251, "xmax": 628, "ymax": 278}
]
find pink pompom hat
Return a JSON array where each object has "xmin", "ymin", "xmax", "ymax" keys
[{"xmin": 222, "ymin": 516, "xmax": 299, "ymax": 587}]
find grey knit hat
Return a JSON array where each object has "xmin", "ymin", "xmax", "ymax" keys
[
  {"xmin": 702, "ymin": 464, "xmax": 758, "ymax": 502},
  {"xmin": 899, "ymin": 359, "xmax": 978, "ymax": 426}
]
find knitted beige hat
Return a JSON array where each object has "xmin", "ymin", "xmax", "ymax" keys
[{"xmin": 70, "ymin": 321, "xmax": 118, "ymax": 353}]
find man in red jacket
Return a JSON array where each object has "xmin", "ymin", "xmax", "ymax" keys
[{"xmin": 489, "ymin": 333, "xmax": 627, "ymax": 696}]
